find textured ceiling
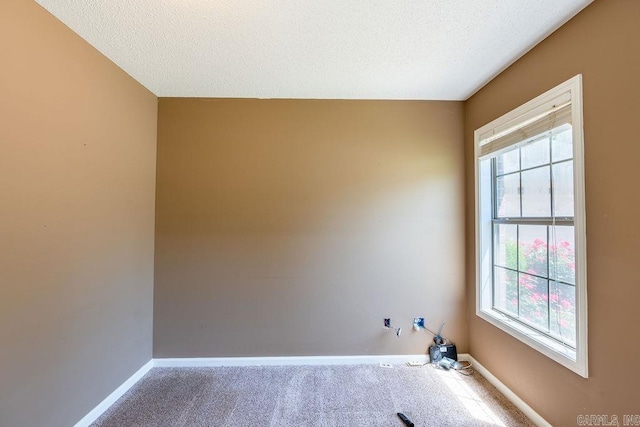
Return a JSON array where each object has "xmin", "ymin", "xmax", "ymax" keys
[{"xmin": 35, "ymin": 0, "xmax": 593, "ymax": 100}]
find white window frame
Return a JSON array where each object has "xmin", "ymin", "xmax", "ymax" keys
[{"xmin": 474, "ymin": 75, "xmax": 588, "ymax": 377}]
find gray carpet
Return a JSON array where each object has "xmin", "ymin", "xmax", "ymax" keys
[{"xmin": 91, "ymin": 364, "xmax": 534, "ymax": 427}]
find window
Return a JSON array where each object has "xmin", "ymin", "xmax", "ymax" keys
[{"xmin": 474, "ymin": 75, "xmax": 587, "ymax": 377}]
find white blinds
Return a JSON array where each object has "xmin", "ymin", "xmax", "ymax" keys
[{"xmin": 479, "ymin": 91, "xmax": 572, "ymax": 158}]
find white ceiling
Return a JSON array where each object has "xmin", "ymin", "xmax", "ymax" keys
[{"xmin": 35, "ymin": 0, "xmax": 593, "ymax": 100}]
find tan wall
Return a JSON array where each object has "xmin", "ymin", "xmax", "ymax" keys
[
  {"xmin": 465, "ymin": 0, "xmax": 640, "ymax": 424},
  {"xmin": 154, "ymin": 99, "xmax": 466, "ymax": 357},
  {"xmin": 0, "ymin": 2, "xmax": 157, "ymax": 426}
]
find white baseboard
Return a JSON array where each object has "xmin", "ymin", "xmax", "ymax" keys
[
  {"xmin": 463, "ymin": 355, "xmax": 551, "ymax": 427},
  {"xmin": 153, "ymin": 354, "xmax": 430, "ymax": 368},
  {"xmin": 73, "ymin": 360, "xmax": 154, "ymax": 427}
]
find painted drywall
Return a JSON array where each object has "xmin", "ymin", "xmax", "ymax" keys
[
  {"xmin": 154, "ymin": 99, "xmax": 466, "ymax": 357},
  {"xmin": 0, "ymin": 2, "xmax": 157, "ymax": 426},
  {"xmin": 465, "ymin": 0, "xmax": 640, "ymax": 424}
]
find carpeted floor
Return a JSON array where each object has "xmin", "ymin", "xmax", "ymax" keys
[{"xmin": 91, "ymin": 364, "xmax": 534, "ymax": 427}]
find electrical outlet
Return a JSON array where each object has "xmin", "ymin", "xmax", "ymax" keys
[{"xmin": 413, "ymin": 317, "xmax": 425, "ymax": 331}]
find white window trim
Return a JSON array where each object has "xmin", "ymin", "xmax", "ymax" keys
[{"xmin": 474, "ymin": 75, "xmax": 588, "ymax": 378}]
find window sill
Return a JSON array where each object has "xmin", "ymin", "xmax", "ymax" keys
[{"xmin": 476, "ymin": 308, "xmax": 587, "ymax": 377}]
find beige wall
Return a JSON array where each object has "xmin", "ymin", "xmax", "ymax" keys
[
  {"xmin": 465, "ymin": 0, "xmax": 640, "ymax": 424},
  {"xmin": 154, "ymin": 99, "xmax": 466, "ymax": 357},
  {"xmin": 0, "ymin": 2, "xmax": 157, "ymax": 426}
]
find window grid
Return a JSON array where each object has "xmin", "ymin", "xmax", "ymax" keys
[
  {"xmin": 490, "ymin": 133, "xmax": 575, "ymax": 346},
  {"xmin": 495, "ymin": 158, "xmax": 573, "ymax": 180}
]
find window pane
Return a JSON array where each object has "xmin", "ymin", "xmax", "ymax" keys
[
  {"xmin": 496, "ymin": 148, "xmax": 520, "ymax": 175},
  {"xmin": 521, "ymin": 137, "xmax": 550, "ymax": 170},
  {"xmin": 519, "ymin": 225, "xmax": 548, "ymax": 277},
  {"xmin": 496, "ymin": 173, "xmax": 520, "ymax": 217},
  {"xmin": 521, "ymin": 166, "xmax": 550, "ymax": 217},
  {"xmin": 552, "ymin": 161, "xmax": 574, "ymax": 217},
  {"xmin": 549, "ymin": 282, "xmax": 576, "ymax": 344},
  {"xmin": 550, "ymin": 226, "xmax": 575, "ymax": 285},
  {"xmin": 494, "ymin": 224, "xmax": 518, "ymax": 270},
  {"xmin": 519, "ymin": 273, "xmax": 549, "ymax": 331},
  {"xmin": 494, "ymin": 267, "xmax": 518, "ymax": 316},
  {"xmin": 552, "ymin": 127, "xmax": 573, "ymax": 162}
]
